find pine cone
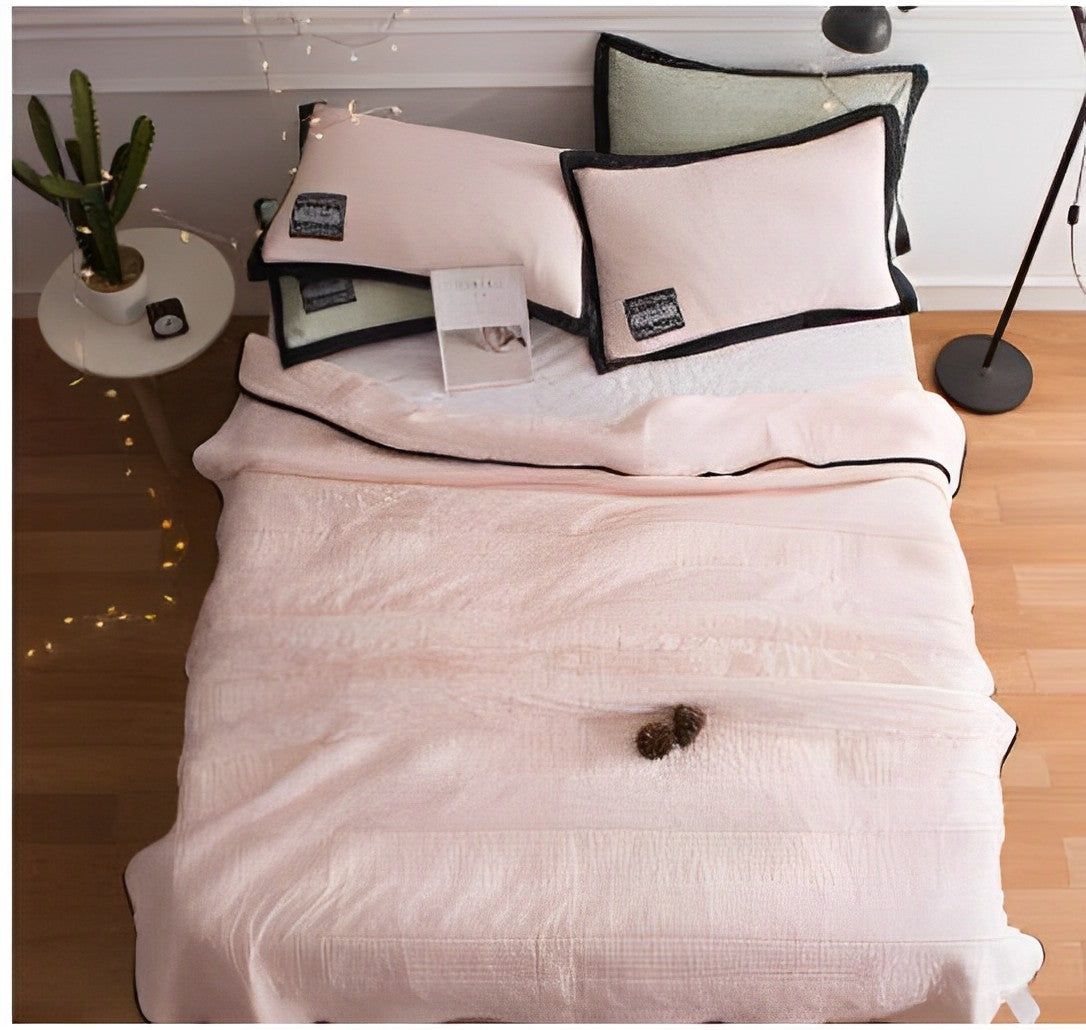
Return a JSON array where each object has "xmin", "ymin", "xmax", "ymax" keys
[
  {"xmin": 636, "ymin": 720, "xmax": 676, "ymax": 760},
  {"xmin": 673, "ymin": 704, "xmax": 706, "ymax": 748}
]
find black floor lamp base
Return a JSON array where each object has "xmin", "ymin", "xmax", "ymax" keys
[{"xmin": 934, "ymin": 335, "xmax": 1034, "ymax": 414}]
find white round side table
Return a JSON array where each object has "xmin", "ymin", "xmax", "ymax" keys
[{"xmin": 37, "ymin": 227, "xmax": 236, "ymax": 474}]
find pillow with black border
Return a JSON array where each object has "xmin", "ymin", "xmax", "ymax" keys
[
  {"xmin": 267, "ymin": 264, "xmax": 436, "ymax": 368},
  {"xmin": 594, "ymin": 32, "xmax": 928, "ymax": 255},
  {"xmin": 248, "ymin": 106, "xmax": 441, "ymax": 367},
  {"xmin": 561, "ymin": 105, "xmax": 918, "ymax": 374},
  {"xmin": 260, "ymin": 102, "xmax": 592, "ymax": 364}
]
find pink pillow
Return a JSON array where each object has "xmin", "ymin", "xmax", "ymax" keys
[
  {"xmin": 262, "ymin": 108, "xmax": 587, "ymax": 333},
  {"xmin": 561, "ymin": 106, "xmax": 917, "ymax": 372}
]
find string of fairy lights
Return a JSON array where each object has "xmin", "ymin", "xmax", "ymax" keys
[
  {"xmin": 23, "ymin": 9, "xmax": 409, "ymax": 664},
  {"xmin": 23, "ymin": 381, "xmax": 189, "ymax": 662},
  {"xmin": 245, "ymin": 6, "xmax": 403, "ymax": 90},
  {"xmin": 246, "ymin": 6, "xmax": 408, "ymax": 153},
  {"xmin": 144, "ymin": 9, "xmax": 407, "ymax": 258}
]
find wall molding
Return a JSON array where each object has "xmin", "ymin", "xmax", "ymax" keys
[
  {"xmin": 13, "ymin": 5, "xmax": 1084, "ymax": 96},
  {"xmin": 913, "ymin": 276, "xmax": 1086, "ymax": 313},
  {"xmin": 12, "ymin": 6, "xmax": 1079, "ymax": 38}
]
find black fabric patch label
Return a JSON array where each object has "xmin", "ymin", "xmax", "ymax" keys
[
  {"xmin": 299, "ymin": 276, "xmax": 357, "ymax": 315},
  {"xmin": 623, "ymin": 288, "xmax": 684, "ymax": 341},
  {"xmin": 289, "ymin": 192, "xmax": 347, "ymax": 240}
]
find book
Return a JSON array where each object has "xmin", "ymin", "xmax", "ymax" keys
[{"xmin": 430, "ymin": 265, "xmax": 533, "ymax": 392}]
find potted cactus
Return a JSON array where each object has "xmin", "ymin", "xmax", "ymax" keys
[{"xmin": 13, "ymin": 69, "xmax": 155, "ymax": 325}]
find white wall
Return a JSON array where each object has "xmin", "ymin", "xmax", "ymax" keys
[{"xmin": 12, "ymin": 5, "xmax": 1086, "ymax": 315}]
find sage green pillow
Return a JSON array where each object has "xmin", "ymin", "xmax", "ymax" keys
[
  {"xmin": 595, "ymin": 33, "xmax": 927, "ymax": 155},
  {"xmin": 269, "ymin": 269, "xmax": 435, "ymax": 368},
  {"xmin": 594, "ymin": 34, "xmax": 927, "ymax": 254}
]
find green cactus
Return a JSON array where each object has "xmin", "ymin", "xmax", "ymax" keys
[{"xmin": 13, "ymin": 69, "xmax": 154, "ymax": 286}]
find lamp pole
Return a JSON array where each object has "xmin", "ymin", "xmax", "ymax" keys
[{"xmin": 934, "ymin": 6, "xmax": 1086, "ymax": 414}]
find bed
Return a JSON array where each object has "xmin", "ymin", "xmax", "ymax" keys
[
  {"xmin": 125, "ymin": 314, "xmax": 1042, "ymax": 1022},
  {"xmin": 126, "ymin": 35, "xmax": 1043, "ymax": 1023}
]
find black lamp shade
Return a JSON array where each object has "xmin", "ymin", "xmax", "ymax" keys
[{"xmin": 821, "ymin": 7, "xmax": 893, "ymax": 54}]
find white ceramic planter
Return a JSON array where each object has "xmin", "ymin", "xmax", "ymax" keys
[{"xmin": 73, "ymin": 245, "xmax": 149, "ymax": 325}]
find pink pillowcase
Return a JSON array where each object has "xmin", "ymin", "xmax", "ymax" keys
[
  {"xmin": 561, "ymin": 106, "xmax": 917, "ymax": 372},
  {"xmin": 261, "ymin": 108, "xmax": 588, "ymax": 333}
]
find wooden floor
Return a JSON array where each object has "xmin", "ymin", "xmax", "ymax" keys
[{"xmin": 11, "ymin": 311, "xmax": 1086, "ymax": 1022}]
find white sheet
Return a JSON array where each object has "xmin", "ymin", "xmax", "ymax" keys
[{"xmin": 326, "ymin": 314, "xmax": 918, "ymax": 418}]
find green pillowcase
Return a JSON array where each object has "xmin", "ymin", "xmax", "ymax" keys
[
  {"xmin": 268, "ymin": 269, "xmax": 435, "ymax": 368},
  {"xmin": 594, "ymin": 33, "xmax": 928, "ymax": 254},
  {"xmin": 595, "ymin": 33, "xmax": 927, "ymax": 155}
]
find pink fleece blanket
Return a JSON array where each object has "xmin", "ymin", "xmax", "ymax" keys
[{"xmin": 126, "ymin": 333, "xmax": 1041, "ymax": 1022}]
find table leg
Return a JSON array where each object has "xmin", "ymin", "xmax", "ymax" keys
[{"xmin": 131, "ymin": 376, "xmax": 185, "ymax": 477}]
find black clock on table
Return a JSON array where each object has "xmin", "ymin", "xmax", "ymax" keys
[{"xmin": 146, "ymin": 297, "xmax": 189, "ymax": 339}]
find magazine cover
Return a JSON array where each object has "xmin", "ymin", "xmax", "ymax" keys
[{"xmin": 431, "ymin": 265, "xmax": 533, "ymax": 391}]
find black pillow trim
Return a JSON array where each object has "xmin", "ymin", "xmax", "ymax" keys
[
  {"xmin": 264, "ymin": 267, "xmax": 434, "ymax": 367},
  {"xmin": 238, "ymin": 382, "xmax": 957, "ymax": 490},
  {"xmin": 276, "ymin": 316, "xmax": 439, "ymax": 369},
  {"xmin": 266, "ymin": 269, "xmax": 437, "ymax": 368},
  {"xmin": 561, "ymin": 105, "xmax": 917, "ymax": 375},
  {"xmin": 259, "ymin": 258, "xmax": 589, "ymax": 342},
  {"xmin": 265, "ymin": 258, "xmax": 588, "ymax": 339},
  {"xmin": 245, "ymin": 101, "xmax": 329, "ymax": 284},
  {"xmin": 585, "ymin": 303, "xmax": 916, "ymax": 373},
  {"xmin": 593, "ymin": 32, "xmax": 929, "ymax": 156},
  {"xmin": 265, "ymin": 264, "xmax": 588, "ymax": 368}
]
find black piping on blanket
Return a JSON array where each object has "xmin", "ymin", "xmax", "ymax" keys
[
  {"xmin": 1000, "ymin": 722, "xmax": 1019, "ymax": 776},
  {"xmin": 237, "ymin": 384, "xmax": 966, "ymax": 497}
]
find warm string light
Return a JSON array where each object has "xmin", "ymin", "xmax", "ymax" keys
[
  {"xmin": 297, "ymin": 104, "xmax": 402, "ymax": 150},
  {"xmin": 24, "ymin": 602, "xmax": 164, "ymax": 660},
  {"xmin": 60, "ymin": 182, "xmax": 101, "ymax": 373},
  {"xmin": 817, "ymin": 70, "xmax": 909, "ymax": 114},
  {"xmin": 292, "ymin": 9, "xmax": 401, "ymax": 61},
  {"xmin": 244, "ymin": 8, "xmax": 406, "ymax": 155},
  {"xmin": 149, "ymin": 208, "xmax": 239, "ymax": 253},
  {"xmin": 246, "ymin": 9, "xmax": 401, "ymax": 88},
  {"xmin": 34, "ymin": 15, "xmax": 375, "ymax": 664},
  {"xmin": 253, "ymin": 22, "xmax": 273, "ymax": 92},
  {"xmin": 63, "ymin": 164, "xmax": 150, "ymax": 374},
  {"xmin": 24, "ymin": 376, "xmax": 191, "ymax": 661},
  {"xmin": 818, "ymin": 73, "xmax": 849, "ymax": 113}
]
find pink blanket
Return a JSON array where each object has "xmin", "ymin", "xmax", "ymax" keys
[{"xmin": 127, "ymin": 333, "xmax": 1041, "ymax": 1022}]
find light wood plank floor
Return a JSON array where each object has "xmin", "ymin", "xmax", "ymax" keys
[{"xmin": 11, "ymin": 311, "xmax": 1086, "ymax": 1022}]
